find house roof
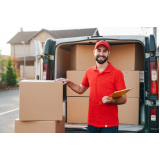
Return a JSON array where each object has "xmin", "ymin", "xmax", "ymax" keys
[
  {"xmin": 7, "ymin": 28, "xmax": 99, "ymax": 44},
  {"xmin": 7, "ymin": 31, "xmax": 38, "ymax": 44}
]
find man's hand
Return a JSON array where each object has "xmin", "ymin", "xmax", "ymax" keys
[
  {"xmin": 102, "ymin": 94, "xmax": 127, "ymax": 105},
  {"xmin": 53, "ymin": 78, "xmax": 88, "ymax": 94},
  {"xmin": 53, "ymin": 78, "xmax": 70, "ymax": 85},
  {"xmin": 102, "ymin": 96, "xmax": 116, "ymax": 104}
]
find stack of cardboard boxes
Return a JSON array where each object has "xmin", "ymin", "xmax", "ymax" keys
[
  {"xmin": 66, "ymin": 43, "xmax": 144, "ymax": 125},
  {"xmin": 15, "ymin": 80, "xmax": 65, "ymax": 133},
  {"xmin": 66, "ymin": 45, "xmax": 95, "ymax": 123},
  {"xmin": 110, "ymin": 44, "xmax": 143, "ymax": 125}
]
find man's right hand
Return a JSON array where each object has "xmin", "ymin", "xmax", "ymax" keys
[
  {"xmin": 53, "ymin": 78, "xmax": 70, "ymax": 85},
  {"xmin": 53, "ymin": 78, "xmax": 88, "ymax": 94}
]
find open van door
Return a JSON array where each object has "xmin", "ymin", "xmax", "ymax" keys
[
  {"xmin": 144, "ymin": 35, "xmax": 159, "ymax": 133},
  {"xmin": 43, "ymin": 39, "xmax": 55, "ymax": 80},
  {"xmin": 30, "ymin": 39, "xmax": 43, "ymax": 80}
]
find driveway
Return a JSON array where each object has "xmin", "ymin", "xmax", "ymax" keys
[{"xmin": 0, "ymin": 89, "xmax": 19, "ymax": 133}]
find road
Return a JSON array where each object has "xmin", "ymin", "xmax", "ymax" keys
[{"xmin": 0, "ymin": 89, "xmax": 19, "ymax": 133}]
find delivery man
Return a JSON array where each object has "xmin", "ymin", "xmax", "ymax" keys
[{"xmin": 54, "ymin": 40, "xmax": 127, "ymax": 133}]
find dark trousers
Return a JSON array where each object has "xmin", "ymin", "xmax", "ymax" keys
[{"xmin": 88, "ymin": 125, "xmax": 118, "ymax": 133}]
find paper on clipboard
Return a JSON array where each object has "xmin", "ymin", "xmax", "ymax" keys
[{"xmin": 98, "ymin": 88, "xmax": 134, "ymax": 105}]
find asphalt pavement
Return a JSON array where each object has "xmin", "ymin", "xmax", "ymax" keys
[{"xmin": 0, "ymin": 89, "xmax": 19, "ymax": 133}]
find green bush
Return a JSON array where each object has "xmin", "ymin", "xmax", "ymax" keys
[
  {"xmin": 0, "ymin": 54, "xmax": 6, "ymax": 88},
  {"xmin": 6, "ymin": 56, "xmax": 18, "ymax": 86},
  {"xmin": 1, "ymin": 73, "xmax": 6, "ymax": 81}
]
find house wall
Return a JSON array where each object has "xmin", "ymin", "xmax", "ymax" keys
[
  {"xmin": 20, "ymin": 65, "xmax": 35, "ymax": 79},
  {"xmin": 34, "ymin": 31, "xmax": 56, "ymax": 43},
  {"xmin": 11, "ymin": 44, "xmax": 31, "ymax": 57}
]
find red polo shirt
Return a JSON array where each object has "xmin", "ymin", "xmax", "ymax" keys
[{"xmin": 81, "ymin": 62, "xmax": 126, "ymax": 127}]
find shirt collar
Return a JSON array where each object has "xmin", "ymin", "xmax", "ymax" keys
[{"xmin": 93, "ymin": 61, "xmax": 113, "ymax": 73}]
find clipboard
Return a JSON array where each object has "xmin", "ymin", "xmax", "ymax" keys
[{"xmin": 98, "ymin": 88, "xmax": 134, "ymax": 105}]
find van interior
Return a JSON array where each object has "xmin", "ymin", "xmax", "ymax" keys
[{"xmin": 55, "ymin": 39, "xmax": 145, "ymax": 132}]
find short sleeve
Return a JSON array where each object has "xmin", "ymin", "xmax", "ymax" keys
[
  {"xmin": 114, "ymin": 71, "xmax": 126, "ymax": 91},
  {"xmin": 81, "ymin": 70, "xmax": 89, "ymax": 87}
]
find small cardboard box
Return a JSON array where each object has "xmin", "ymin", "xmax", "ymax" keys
[
  {"xmin": 67, "ymin": 97, "xmax": 89, "ymax": 124},
  {"xmin": 19, "ymin": 80, "xmax": 63, "ymax": 121},
  {"xmin": 70, "ymin": 45, "xmax": 95, "ymax": 70},
  {"xmin": 118, "ymin": 98, "xmax": 139, "ymax": 125},
  {"xmin": 67, "ymin": 71, "xmax": 90, "ymax": 97},
  {"xmin": 15, "ymin": 117, "xmax": 65, "ymax": 133},
  {"xmin": 109, "ymin": 44, "xmax": 144, "ymax": 71}
]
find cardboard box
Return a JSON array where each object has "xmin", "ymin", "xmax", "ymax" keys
[
  {"xmin": 118, "ymin": 98, "xmax": 139, "ymax": 125},
  {"xmin": 19, "ymin": 80, "xmax": 63, "ymax": 121},
  {"xmin": 67, "ymin": 97, "xmax": 89, "ymax": 123},
  {"xmin": 122, "ymin": 71, "xmax": 140, "ymax": 98},
  {"xmin": 67, "ymin": 71, "xmax": 90, "ymax": 97},
  {"xmin": 67, "ymin": 70, "xmax": 140, "ymax": 98},
  {"xmin": 15, "ymin": 117, "xmax": 65, "ymax": 133},
  {"xmin": 70, "ymin": 45, "xmax": 95, "ymax": 70},
  {"xmin": 67, "ymin": 97, "xmax": 139, "ymax": 125},
  {"xmin": 70, "ymin": 44, "xmax": 144, "ymax": 71},
  {"xmin": 109, "ymin": 44, "xmax": 144, "ymax": 71}
]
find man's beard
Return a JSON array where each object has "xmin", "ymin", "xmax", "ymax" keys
[{"xmin": 95, "ymin": 55, "xmax": 108, "ymax": 64}]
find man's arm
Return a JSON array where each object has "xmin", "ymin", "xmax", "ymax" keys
[
  {"xmin": 67, "ymin": 82, "xmax": 88, "ymax": 94},
  {"xmin": 54, "ymin": 78, "xmax": 88, "ymax": 94},
  {"xmin": 102, "ymin": 94, "xmax": 127, "ymax": 105}
]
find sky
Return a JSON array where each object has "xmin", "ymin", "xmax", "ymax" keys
[{"xmin": 0, "ymin": 0, "xmax": 159, "ymax": 56}]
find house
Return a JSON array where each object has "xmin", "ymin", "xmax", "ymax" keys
[{"xmin": 7, "ymin": 28, "xmax": 99, "ymax": 79}]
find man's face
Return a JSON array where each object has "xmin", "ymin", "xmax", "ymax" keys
[{"xmin": 94, "ymin": 45, "xmax": 110, "ymax": 64}]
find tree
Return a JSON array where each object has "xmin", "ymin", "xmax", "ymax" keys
[
  {"xmin": 12, "ymin": 55, "xmax": 19, "ymax": 71},
  {"xmin": 6, "ymin": 56, "xmax": 18, "ymax": 86},
  {"xmin": 0, "ymin": 54, "xmax": 6, "ymax": 88}
]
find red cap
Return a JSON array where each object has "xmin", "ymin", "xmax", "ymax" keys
[{"xmin": 95, "ymin": 40, "xmax": 110, "ymax": 51}]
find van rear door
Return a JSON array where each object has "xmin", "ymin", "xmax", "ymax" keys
[
  {"xmin": 43, "ymin": 39, "xmax": 56, "ymax": 80},
  {"xmin": 144, "ymin": 35, "xmax": 159, "ymax": 133}
]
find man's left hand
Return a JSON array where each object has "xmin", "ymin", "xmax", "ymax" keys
[{"xmin": 102, "ymin": 96, "xmax": 116, "ymax": 104}]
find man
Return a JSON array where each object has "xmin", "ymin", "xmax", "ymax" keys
[{"xmin": 55, "ymin": 40, "xmax": 127, "ymax": 133}]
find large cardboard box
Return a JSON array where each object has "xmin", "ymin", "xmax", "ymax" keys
[
  {"xmin": 70, "ymin": 45, "xmax": 95, "ymax": 70},
  {"xmin": 122, "ymin": 71, "xmax": 140, "ymax": 98},
  {"xmin": 19, "ymin": 80, "xmax": 63, "ymax": 121},
  {"xmin": 118, "ymin": 98, "xmax": 139, "ymax": 125},
  {"xmin": 109, "ymin": 44, "xmax": 144, "ymax": 71},
  {"xmin": 67, "ymin": 97, "xmax": 139, "ymax": 125},
  {"xmin": 67, "ymin": 71, "xmax": 90, "ymax": 97},
  {"xmin": 67, "ymin": 97, "xmax": 89, "ymax": 123},
  {"xmin": 15, "ymin": 117, "xmax": 65, "ymax": 133},
  {"xmin": 67, "ymin": 70, "xmax": 140, "ymax": 98},
  {"xmin": 70, "ymin": 44, "xmax": 144, "ymax": 71}
]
